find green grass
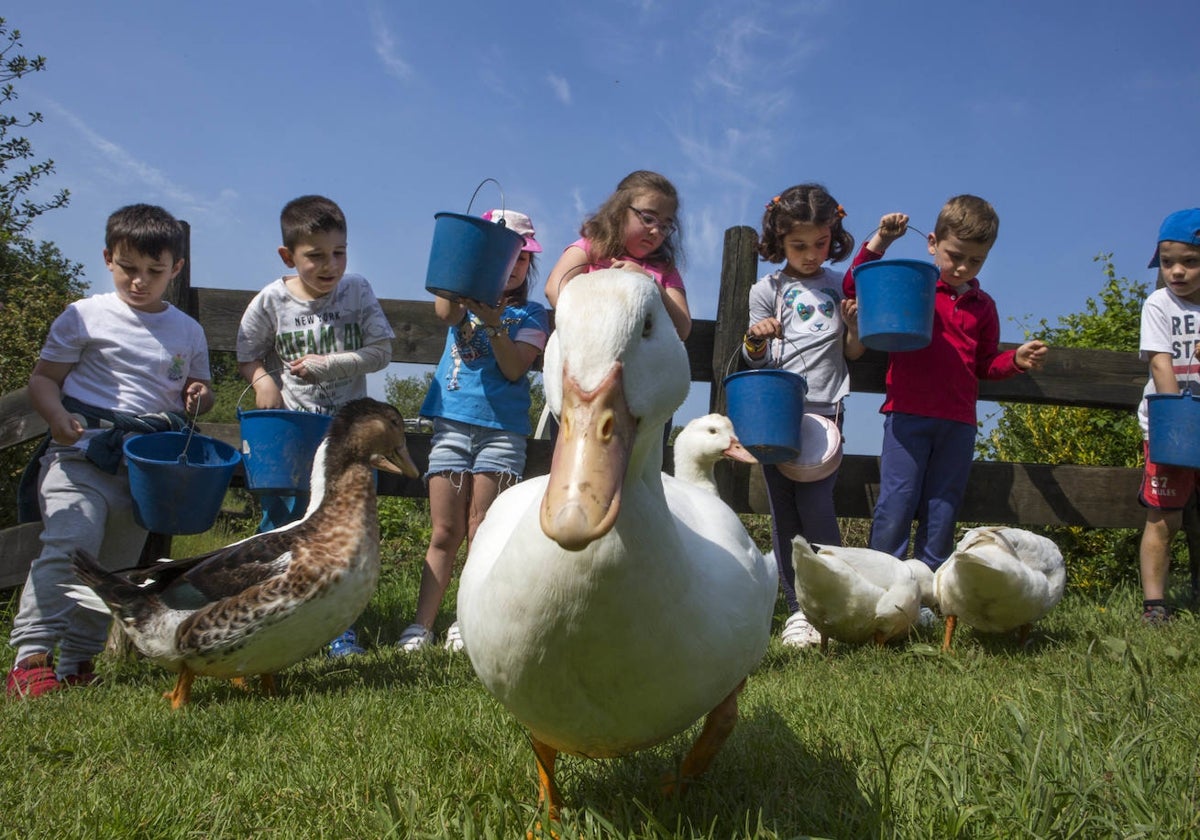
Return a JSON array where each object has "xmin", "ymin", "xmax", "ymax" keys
[{"xmin": 3, "ymin": 532, "xmax": 1199, "ymax": 839}]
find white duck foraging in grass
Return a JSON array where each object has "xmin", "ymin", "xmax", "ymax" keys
[
  {"xmin": 671, "ymin": 413, "xmax": 757, "ymax": 495},
  {"xmin": 934, "ymin": 526, "xmax": 1065, "ymax": 651},
  {"xmin": 67, "ymin": 398, "xmax": 419, "ymax": 708},
  {"xmin": 790, "ymin": 536, "xmax": 924, "ymax": 650},
  {"xmin": 456, "ymin": 270, "xmax": 777, "ymax": 820}
]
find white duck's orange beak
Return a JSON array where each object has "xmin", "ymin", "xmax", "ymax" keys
[
  {"xmin": 540, "ymin": 362, "xmax": 636, "ymax": 551},
  {"xmin": 723, "ymin": 436, "xmax": 757, "ymax": 465}
]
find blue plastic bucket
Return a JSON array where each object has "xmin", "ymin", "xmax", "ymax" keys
[
  {"xmin": 723, "ymin": 369, "xmax": 808, "ymax": 464},
  {"xmin": 854, "ymin": 259, "xmax": 940, "ymax": 352},
  {"xmin": 424, "ymin": 212, "xmax": 525, "ymax": 306},
  {"xmin": 238, "ymin": 409, "xmax": 333, "ymax": 494},
  {"xmin": 1147, "ymin": 391, "xmax": 1200, "ymax": 469},
  {"xmin": 124, "ymin": 432, "xmax": 241, "ymax": 534}
]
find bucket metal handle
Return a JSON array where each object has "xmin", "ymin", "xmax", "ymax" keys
[
  {"xmin": 859, "ymin": 223, "xmax": 930, "ymax": 255},
  {"xmin": 237, "ymin": 367, "xmax": 336, "ymax": 417},
  {"xmin": 465, "ymin": 178, "xmax": 508, "ymax": 226},
  {"xmin": 175, "ymin": 395, "xmax": 204, "ymax": 465}
]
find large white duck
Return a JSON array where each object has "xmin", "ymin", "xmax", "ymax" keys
[
  {"xmin": 671, "ymin": 413, "xmax": 757, "ymax": 495},
  {"xmin": 934, "ymin": 526, "xmax": 1065, "ymax": 651},
  {"xmin": 457, "ymin": 270, "xmax": 777, "ymax": 819},
  {"xmin": 790, "ymin": 536, "xmax": 922, "ymax": 650}
]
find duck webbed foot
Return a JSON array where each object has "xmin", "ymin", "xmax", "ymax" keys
[{"xmin": 164, "ymin": 666, "xmax": 195, "ymax": 709}]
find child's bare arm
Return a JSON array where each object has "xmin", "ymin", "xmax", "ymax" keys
[
  {"xmin": 28, "ymin": 359, "xmax": 84, "ymax": 444},
  {"xmin": 239, "ymin": 360, "xmax": 284, "ymax": 409},
  {"xmin": 1148, "ymin": 351, "xmax": 1179, "ymax": 393}
]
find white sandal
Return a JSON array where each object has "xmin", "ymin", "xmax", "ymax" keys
[{"xmin": 397, "ymin": 623, "xmax": 433, "ymax": 651}]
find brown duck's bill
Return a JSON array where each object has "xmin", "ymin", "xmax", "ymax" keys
[
  {"xmin": 540, "ymin": 363, "xmax": 637, "ymax": 551},
  {"xmin": 371, "ymin": 445, "xmax": 420, "ymax": 478}
]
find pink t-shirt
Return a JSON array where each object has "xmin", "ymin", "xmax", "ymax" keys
[{"xmin": 570, "ymin": 237, "xmax": 685, "ymax": 291}]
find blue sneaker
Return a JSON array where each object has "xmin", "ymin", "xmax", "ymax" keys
[{"xmin": 327, "ymin": 627, "xmax": 366, "ymax": 658}]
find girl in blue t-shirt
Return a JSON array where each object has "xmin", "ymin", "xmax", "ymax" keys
[{"xmin": 400, "ymin": 209, "xmax": 550, "ymax": 652}]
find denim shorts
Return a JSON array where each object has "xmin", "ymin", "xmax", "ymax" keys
[{"xmin": 425, "ymin": 417, "xmax": 527, "ymax": 479}]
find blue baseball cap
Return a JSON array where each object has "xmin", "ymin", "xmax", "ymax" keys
[{"xmin": 1149, "ymin": 208, "xmax": 1200, "ymax": 268}]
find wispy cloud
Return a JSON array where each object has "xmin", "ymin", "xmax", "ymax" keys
[
  {"xmin": 369, "ymin": 6, "xmax": 413, "ymax": 81},
  {"xmin": 44, "ymin": 100, "xmax": 233, "ymax": 218},
  {"xmin": 548, "ymin": 73, "xmax": 572, "ymax": 106}
]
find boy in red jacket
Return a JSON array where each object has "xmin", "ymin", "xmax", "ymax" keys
[{"xmin": 844, "ymin": 195, "xmax": 1048, "ymax": 570}]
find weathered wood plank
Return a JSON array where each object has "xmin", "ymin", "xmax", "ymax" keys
[
  {"xmin": 0, "ymin": 523, "xmax": 42, "ymax": 588},
  {"xmin": 191, "ymin": 287, "xmax": 1149, "ymax": 410},
  {"xmin": 0, "ymin": 389, "xmax": 44, "ymax": 450}
]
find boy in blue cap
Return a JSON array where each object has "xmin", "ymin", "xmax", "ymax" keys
[{"xmin": 1137, "ymin": 208, "xmax": 1200, "ymax": 625}]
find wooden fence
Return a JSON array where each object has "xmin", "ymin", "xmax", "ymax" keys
[{"xmin": 0, "ymin": 225, "xmax": 1178, "ymax": 589}]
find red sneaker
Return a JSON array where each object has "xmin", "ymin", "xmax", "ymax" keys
[
  {"xmin": 60, "ymin": 661, "xmax": 101, "ymax": 688},
  {"xmin": 6, "ymin": 654, "xmax": 60, "ymax": 699}
]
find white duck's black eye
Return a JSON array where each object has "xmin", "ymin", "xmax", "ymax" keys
[{"xmin": 642, "ymin": 314, "xmax": 653, "ymax": 337}]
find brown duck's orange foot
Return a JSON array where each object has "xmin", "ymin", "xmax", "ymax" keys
[
  {"xmin": 229, "ymin": 676, "xmax": 252, "ymax": 691},
  {"xmin": 942, "ymin": 614, "xmax": 958, "ymax": 651},
  {"xmin": 164, "ymin": 667, "xmax": 195, "ymax": 709},
  {"xmin": 663, "ymin": 680, "xmax": 744, "ymax": 797}
]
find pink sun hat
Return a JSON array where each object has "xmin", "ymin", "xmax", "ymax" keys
[{"xmin": 483, "ymin": 209, "xmax": 542, "ymax": 253}]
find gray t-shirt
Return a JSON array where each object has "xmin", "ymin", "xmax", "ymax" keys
[
  {"xmin": 236, "ymin": 274, "xmax": 395, "ymax": 413},
  {"xmin": 743, "ymin": 267, "xmax": 850, "ymax": 415}
]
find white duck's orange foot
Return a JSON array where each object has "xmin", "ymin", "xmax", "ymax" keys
[{"xmin": 662, "ymin": 683, "xmax": 742, "ymax": 796}]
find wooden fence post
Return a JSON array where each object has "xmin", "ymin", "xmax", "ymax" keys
[{"xmin": 711, "ymin": 225, "xmax": 760, "ymax": 506}]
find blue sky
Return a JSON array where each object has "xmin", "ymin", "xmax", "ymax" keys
[{"xmin": 7, "ymin": 1, "xmax": 1199, "ymax": 454}]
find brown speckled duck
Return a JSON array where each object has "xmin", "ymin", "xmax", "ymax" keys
[{"xmin": 69, "ymin": 398, "xmax": 418, "ymax": 708}]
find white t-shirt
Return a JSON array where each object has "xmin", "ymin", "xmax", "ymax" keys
[
  {"xmin": 41, "ymin": 292, "xmax": 211, "ymax": 416},
  {"xmin": 1137, "ymin": 286, "xmax": 1200, "ymax": 435},
  {"xmin": 236, "ymin": 274, "xmax": 395, "ymax": 413}
]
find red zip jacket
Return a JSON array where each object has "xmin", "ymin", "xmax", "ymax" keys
[{"xmin": 844, "ymin": 245, "xmax": 1023, "ymax": 425}]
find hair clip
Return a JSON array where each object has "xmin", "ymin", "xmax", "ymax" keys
[
  {"xmin": 835, "ymin": 205, "xmax": 847, "ymax": 219},
  {"xmin": 765, "ymin": 195, "xmax": 781, "ymax": 210}
]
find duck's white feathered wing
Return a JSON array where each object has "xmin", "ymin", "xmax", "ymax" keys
[{"xmin": 934, "ymin": 527, "xmax": 1065, "ymax": 633}]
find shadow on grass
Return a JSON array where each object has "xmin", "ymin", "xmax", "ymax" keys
[{"xmin": 554, "ymin": 706, "xmax": 873, "ymax": 839}]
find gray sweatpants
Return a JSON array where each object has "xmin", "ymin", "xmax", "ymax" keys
[{"xmin": 9, "ymin": 443, "xmax": 148, "ymax": 677}]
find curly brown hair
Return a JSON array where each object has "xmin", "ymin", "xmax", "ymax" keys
[{"xmin": 758, "ymin": 183, "xmax": 854, "ymax": 264}]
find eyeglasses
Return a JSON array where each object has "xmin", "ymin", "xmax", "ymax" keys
[{"xmin": 628, "ymin": 206, "xmax": 675, "ymax": 236}]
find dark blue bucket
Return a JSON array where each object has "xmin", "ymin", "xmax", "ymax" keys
[
  {"xmin": 425, "ymin": 212, "xmax": 525, "ymax": 306},
  {"xmin": 723, "ymin": 369, "xmax": 808, "ymax": 464},
  {"xmin": 854, "ymin": 259, "xmax": 940, "ymax": 352},
  {"xmin": 238, "ymin": 409, "xmax": 333, "ymax": 495},
  {"xmin": 1147, "ymin": 390, "xmax": 1200, "ymax": 469},
  {"xmin": 124, "ymin": 432, "xmax": 241, "ymax": 534}
]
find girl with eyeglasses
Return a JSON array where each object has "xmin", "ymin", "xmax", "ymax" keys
[{"xmin": 545, "ymin": 170, "xmax": 691, "ymax": 340}]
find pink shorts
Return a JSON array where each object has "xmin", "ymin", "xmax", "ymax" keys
[{"xmin": 1140, "ymin": 440, "xmax": 1199, "ymax": 510}]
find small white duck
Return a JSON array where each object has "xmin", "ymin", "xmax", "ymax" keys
[
  {"xmin": 934, "ymin": 526, "xmax": 1065, "ymax": 651},
  {"xmin": 457, "ymin": 270, "xmax": 777, "ymax": 820},
  {"xmin": 68, "ymin": 399, "xmax": 419, "ymax": 707},
  {"xmin": 671, "ymin": 413, "xmax": 757, "ymax": 495},
  {"xmin": 790, "ymin": 536, "xmax": 922, "ymax": 650}
]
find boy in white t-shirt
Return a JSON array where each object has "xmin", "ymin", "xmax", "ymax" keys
[
  {"xmin": 236, "ymin": 195, "xmax": 394, "ymax": 656},
  {"xmin": 7, "ymin": 204, "xmax": 213, "ymax": 698},
  {"xmin": 1137, "ymin": 208, "xmax": 1200, "ymax": 625}
]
